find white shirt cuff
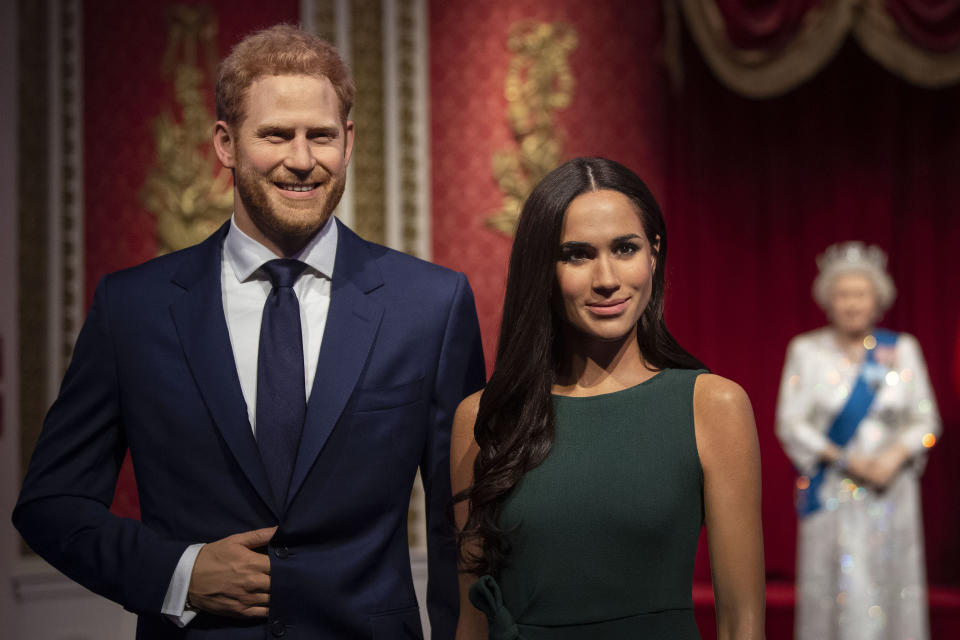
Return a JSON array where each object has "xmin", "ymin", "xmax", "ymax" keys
[{"xmin": 161, "ymin": 543, "xmax": 205, "ymax": 628}]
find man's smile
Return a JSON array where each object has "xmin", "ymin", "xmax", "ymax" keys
[{"xmin": 275, "ymin": 182, "xmax": 320, "ymax": 192}]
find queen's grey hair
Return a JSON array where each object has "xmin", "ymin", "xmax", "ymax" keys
[{"xmin": 812, "ymin": 241, "xmax": 897, "ymax": 312}]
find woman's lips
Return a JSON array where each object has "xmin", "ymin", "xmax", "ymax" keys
[{"xmin": 587, "ymin": 298, "xmax": 629, "ymax": 316}]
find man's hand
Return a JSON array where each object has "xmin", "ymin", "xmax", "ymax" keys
[{"xmin": 187, "ymin": 526, "xmax": 277, "ymax": 618}]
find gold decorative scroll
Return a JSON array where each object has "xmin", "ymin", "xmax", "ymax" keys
[
  {"xmin": 142, "ymin": 5, "xmax": 232, "ymax": 254},
  {"xmin": 486, "ymin": 21, "xmax": 578, "ymax": 236}
]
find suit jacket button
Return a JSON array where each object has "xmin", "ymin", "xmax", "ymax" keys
[
  {"xmin": 274, "ymin": 546, "xmax": 289, "ymax": 559},
  {"xmin": 271, "ymin": 619, "xmax": 286, "ymax": 637}
]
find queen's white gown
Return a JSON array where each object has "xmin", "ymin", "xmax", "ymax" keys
[{"xmin": 776, "ymin": 328, "xmax": 941, "ymax": 640}]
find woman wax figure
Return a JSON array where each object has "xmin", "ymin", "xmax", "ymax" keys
[
  {"xmin": 776, "ymin": 241, "xmax": 942, "ymax": 640},
  {"xmin": 450, "ymin": 158, "xmax": 765, "ymax": 640}
]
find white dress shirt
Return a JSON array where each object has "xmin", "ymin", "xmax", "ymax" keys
[{"xmin": 161, "ymin": 215, "xmax": 337, "ymax": 626}]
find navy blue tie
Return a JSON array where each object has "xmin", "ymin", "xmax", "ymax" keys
[{"xmin": 256, "ymin": 259, "xmax": 309, "ymax": 508}]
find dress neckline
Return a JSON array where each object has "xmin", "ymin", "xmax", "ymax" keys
[{"xmin": 551, "ymin": 368, "xmax": 671, "ymax": 400}]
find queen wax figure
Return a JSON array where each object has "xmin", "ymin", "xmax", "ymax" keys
[{"xmin": 776, "ymin": 241, "xmax": 941, "ymax": 640}]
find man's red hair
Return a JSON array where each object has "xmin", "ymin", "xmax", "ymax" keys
[{"xmin": 216, "ymin": 24, "xmax": 355, "ymax": 127}]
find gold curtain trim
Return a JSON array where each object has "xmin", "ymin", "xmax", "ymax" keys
[
  {"xmin": 679, "ymin": 0, "xmax": 960, "ymax": 98},
  {"xmin": 679, "ymin": 0, "xmax": 856, "ymax": 98},
  {"xmin": 853, "ymin": 0, "xmax": 960, "ymax": 88}
]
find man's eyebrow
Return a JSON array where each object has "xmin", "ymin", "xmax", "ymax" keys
[
  {"xmin": 254, "ymin": 124, "xmax": 290, "ymax": 136},
  {"xmin": 253, "ymin": 123, "xmax": 340, "ymax": 137},
  {"xmin": 307, "ymin": 125, "xmax": 340, "ymax": 137}
]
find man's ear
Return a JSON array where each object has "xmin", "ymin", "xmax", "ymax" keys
[
  {"xmin": 343, "ymin": 119, "xmax": 355, "ymax": 167},
  {"xmin": 213, "ymin": 121, "xmax": 236, "ymax": 169}
]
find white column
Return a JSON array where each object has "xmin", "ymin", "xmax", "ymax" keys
[{"xmin": 335, "ymin": 0, "xmax": 356, "ymax": 229}]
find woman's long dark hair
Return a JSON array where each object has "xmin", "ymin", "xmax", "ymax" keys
[{"xmin": 456, "ymin": 157, "xmax": 705, "ymax": 578}]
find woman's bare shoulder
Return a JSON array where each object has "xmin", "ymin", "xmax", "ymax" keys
[
  {"xmin": 451, "ymin": 390, "xmax": 484, "ymax": 494},
  {"xmin": 694, "ymin": 373, "xmax": 751, "ymax": 413},
  {"xmin": 455, "ymin": 390, "xmax": 483, "ymax": 423},
  {"xmin": 692, "ymin": 374, "xmax": 757, "ymax": 464},
  {"xmin": 452, "ymin": 390, "xmax": 484, "ymax": 444}
]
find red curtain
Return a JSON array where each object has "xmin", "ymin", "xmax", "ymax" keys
[{"xmin": 665, "ymin": 31, "xmax": 960, "ymax": 591}]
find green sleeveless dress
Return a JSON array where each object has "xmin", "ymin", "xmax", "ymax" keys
[{"xmin": 469, "ymin": 368, "xmax": 706, "ymax": 639}]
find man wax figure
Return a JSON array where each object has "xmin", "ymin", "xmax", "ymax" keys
[{"xmin": 13, "ymin": 24, "xmax": 485, "ymax": 639}]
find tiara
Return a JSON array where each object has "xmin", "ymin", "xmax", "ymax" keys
[{"xmin": 816, "ymin": 241, "xmax": 888, "ymax": 274}]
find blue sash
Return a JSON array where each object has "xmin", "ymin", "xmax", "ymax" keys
[{"xmin": 795, "ymin": 329, "xmax": 898, "ymax": 517}]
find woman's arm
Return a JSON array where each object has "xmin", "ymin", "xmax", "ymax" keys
[
  {"xmin": 694, "ymin": 374, "xmax": 766, "ymax": 640},
  {"xmin": 450, "ymin": 391, "xmax": 489, "ymax": 640}
]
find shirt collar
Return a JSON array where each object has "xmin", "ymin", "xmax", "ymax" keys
[{"xmin": 224, "ymin": 214, "xmax": 338, "ymax": 283}]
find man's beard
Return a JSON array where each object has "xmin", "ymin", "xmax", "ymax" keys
[{"xmin": 235, "ymin": 160, "xmax": 346, "ymax": 242}]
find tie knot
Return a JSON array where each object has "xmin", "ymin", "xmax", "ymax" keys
[{"xmin": 261, "ymin": 259, "xmax": 308, "ymax": 289}]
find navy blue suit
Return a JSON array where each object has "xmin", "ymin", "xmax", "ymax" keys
[{"xmin": 13, "ymin": 220, "xmax": 486, "ymax": 639}]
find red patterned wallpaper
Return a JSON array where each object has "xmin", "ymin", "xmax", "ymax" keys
[{"xmin": 429, "ymin": 0, "xmax": 669, "ymax": 372}]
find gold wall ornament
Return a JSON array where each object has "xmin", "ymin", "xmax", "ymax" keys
[
  {"xmin": 486, "ymin": 21, "xmax": 578, "ymax": 236},
  {"xmin": 142, "ymin": 4, "xmax": 232, "ymax": 255}
]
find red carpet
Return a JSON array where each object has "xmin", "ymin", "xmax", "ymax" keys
[{"xmin": 693, "ymin": 582, "xmax": 960, "ymax": 638}]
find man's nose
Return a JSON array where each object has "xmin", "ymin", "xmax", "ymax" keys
[{"xmin": 284, "ymin": 137, "xmax": 315, "ymax": 173}]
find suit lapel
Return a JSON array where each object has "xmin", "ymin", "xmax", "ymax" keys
[
  {"xmin": 169, "ymin": 223, "xmax": 280, "ymax": 518},
  {"xmin": 286, "ymin": 220, "xmax": 384, "ymax": 507}
]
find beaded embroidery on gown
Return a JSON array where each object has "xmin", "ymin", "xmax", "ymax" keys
[
  {"xmin": 776, "ymin": 329, "xmax": 941, "ymax": 640},
  {"xmin": 469, "ymin": 369, "xmax": 706, "ymax": 640}
]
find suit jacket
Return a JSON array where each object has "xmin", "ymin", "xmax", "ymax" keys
[{"xmin": 13, "ymin": 220, "xmax": 486, "ymax": 639}]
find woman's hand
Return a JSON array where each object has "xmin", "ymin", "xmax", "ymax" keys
[
  {"xmin": 868, "ymin": 443, "xmax": 910, "ymax": 487},
  {"xmin": 845, "ymin": 444, "xmax": 910, "ymax": 490},
  {"xmin": 842, "ymin": 453, "xmax": 874, "ymax": 484}
]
